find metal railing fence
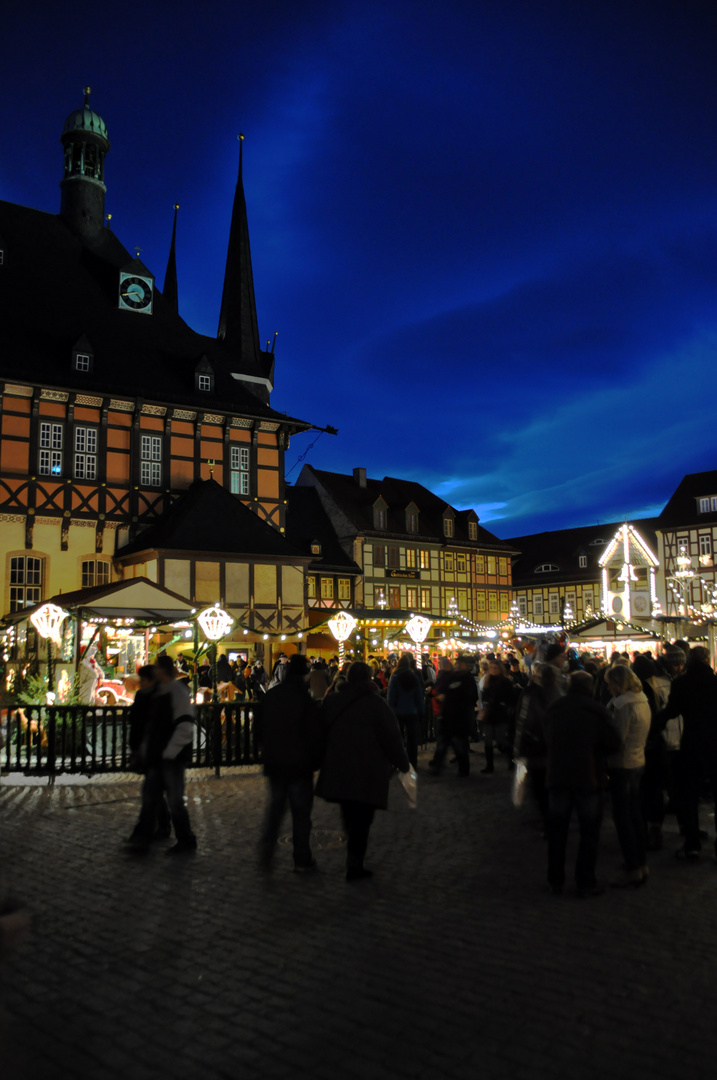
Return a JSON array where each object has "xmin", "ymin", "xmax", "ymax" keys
[{"xmin": 0, "ymin": 703, "xmax": 261, "ymax": 782}]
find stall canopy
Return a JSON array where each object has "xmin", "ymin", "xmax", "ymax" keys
[{"xmin": 7, "ymin": 578, "xmax": 195, "ymax": 626}]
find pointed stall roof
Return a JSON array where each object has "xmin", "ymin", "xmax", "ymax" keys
[{"xmin": 5, "ymin": 577, "xmax": 194, "ymax": 624}]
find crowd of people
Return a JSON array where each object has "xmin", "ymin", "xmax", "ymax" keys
[{"xmin": 119, "ymin": 637, "xmax": 717, "ymax": 896}]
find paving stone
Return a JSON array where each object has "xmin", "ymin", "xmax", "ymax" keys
[{"xmin": 3, "ymin": 752, "xmax": 717, "ymax": 1080}]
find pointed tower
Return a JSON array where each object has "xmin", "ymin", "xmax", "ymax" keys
[
  {"xmin": 59, "ymin": 87, "xmax": 110, "ymax": 244},
  {"xmin": 163, "ymin": 204, "xmax": 180, "ymax": 313},
  {"xmin": 217, "ymin": 135, "xmax": 275, "ymax": 402}
]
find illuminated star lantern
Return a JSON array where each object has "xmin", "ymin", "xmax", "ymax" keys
[
  {"xmin": 405, "ymin": 615, "xmax": 432, "ymax": 644},
  {"xmin": 328, "ymin": 611, "xmax": 357, "ymax": 662},
  {"xmin": 30, "ymin": 603, "xmax": 68, "ymax": 644},
  {"xmin": 197, "ymin": 605, "xmax": 234, "ymax": 642}
]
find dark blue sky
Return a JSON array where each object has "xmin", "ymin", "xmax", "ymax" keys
[{"xmin": 3, "ymin": 0, "xmax": 717, "ymax": 537}]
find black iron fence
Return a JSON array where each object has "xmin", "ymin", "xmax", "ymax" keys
[{"xmin": 0, "ymin": 703, "xmax": 261, "ymax": 781}]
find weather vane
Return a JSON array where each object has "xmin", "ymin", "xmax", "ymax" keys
[{"xmin": 83, "ymin": 86, "xmax": 91, "ymax": 105}]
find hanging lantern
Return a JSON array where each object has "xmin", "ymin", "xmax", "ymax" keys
[
  {"xmin": 30, "ymin": 603, "xmax": 68, "ymax": 644},
  {"xmin": 405, "ymin": 615, "xmax": 432, "ymax": 644},
  {"xmin": 327, "ymin": 611, "xmax": 357, "ymax": 643},
  {"xmin": 197, "ymin": 605, "xmax": 234, "ymax": 642}
]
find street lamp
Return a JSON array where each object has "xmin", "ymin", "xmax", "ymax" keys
[
  {"xmin": 30, "ymin": 603, "xmax": 68, "ymax": 697},
  {"xmin": 327, "ymin": 611, "xmax": 357, "ymax": 664},
  {"xmin": 405, "ymin": 614, "xmax": 432, "ymax": 669},
  {"xmin": 197, "ymin": 605, "xmax": 234, "ymax": 702}
]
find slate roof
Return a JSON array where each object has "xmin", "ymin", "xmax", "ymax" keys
[
  {"xmin": 507, "ymin": 519, "xmax": 659, "ymax": 588},
  {"xmin": 0, "ymin": 200, "xmax": 309, "ymax": 430},
  {"xmin": 115, "ymin": 479, "xmax": 307, "ymax": 561},
  {"xmin": 658, "ymin": 469, "xmax": 717, "ymax": 529},
  {"xmin": 285, "ymin": 486, "xmax": 362, "ymax": 574},
  {"xmin": 298, "ymin": 465, "xmax": 517, "ymax": 551}
]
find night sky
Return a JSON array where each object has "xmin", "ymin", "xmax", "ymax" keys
[{"xmin": 2, "ymin": 0, "xmax": 717, "ymax": 538}]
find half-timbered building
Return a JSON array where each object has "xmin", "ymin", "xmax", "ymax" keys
[{"xmin": 0, "ymin": 93, "xmax": 315, "ymax": 650}]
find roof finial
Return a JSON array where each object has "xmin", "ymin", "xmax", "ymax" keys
[
  {"xmin": 271, "ymin": 331, "xmax": 278, "ymax": 355},
  {"xmin": 83, "ymin": 86, "xmax": 91, "ymax": 106},
  {"xmin": 134, "ymin": 246, "xmax": 142, "ymax": 259}
]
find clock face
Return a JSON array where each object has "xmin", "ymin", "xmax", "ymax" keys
[{"xmin": 119, "ymin": 273, "xmax": 153, "ymax": 313}]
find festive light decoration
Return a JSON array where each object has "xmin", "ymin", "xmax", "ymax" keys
[
  {"xmin": 196, "ymin": 605, "xmax": 234, "ymax": 642},
  {"xmin": 30, "ymin": 603, "xmax": 68, "ymax": 644},
  {"xmin": 405, "ymin": 615, "xmax": 432, "ymax": 643},
  {"xmin": 328, "ymin": 611, "xmax": 358, "ymax": 662}
]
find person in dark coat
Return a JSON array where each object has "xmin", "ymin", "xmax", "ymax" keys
[
  {"xmin": 428, "ymin": 656, "xmax": 478, "ymax": 777},
  {"xmin": 126, "ymin": 665, "xmax": 171, "ymax": 844},
  {"xmin": 256, "ymin": 655, "xmax": 324, "ymax": 872},
  {"xmin": 316, "ymin": 662, "xmax": 410, "ymax": 881},
  {"xmin": 658, "ymin": 646, "xmax": 717, "ymax": 860},
  {"xmin": 387, "ymin": 652, "xmax": 425, "ymax": 768},
  {"xmin": 477, "ymin": 659, "xmax": 516, "ymax": 774},
  {"xmin": 544, "ymin": 671, "xmax": 622, "ymax": 897}
]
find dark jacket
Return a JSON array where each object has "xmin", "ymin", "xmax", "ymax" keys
[
  {"xmin": 143, "ymin": 680, "xmax": 195, "ymax": 767},
  {"xmin": 316, "ymin": 682, "xmax": 410, "ymax": 809},
  {"xmin": 387, "ymin": 667, "xmax": 424, "ymax": 717},
  {"xmin": 440, "ymin": 668, "xmax": 479, "ymax": 737},
  {"xmin": 659, "ymin": 660, "xmax": 717, "ymax": 759},
  {"xmin": 258, "ymin": 679, "xmax": 324, "ymax": 779},
  {"xmin": 544, "ymin": 691, "xmax": 622, "ymax": 794}
]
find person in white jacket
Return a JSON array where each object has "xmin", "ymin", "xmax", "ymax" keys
[
  {"xmin": 606, "ymin": 664, "xmax": 651, "ymax": 887},
  {"xmin": 129, "ymin": 655, "xmax": 197, "ymax": 855}
]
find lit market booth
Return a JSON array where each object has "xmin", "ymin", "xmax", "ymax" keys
[{"xmin": 2, "ymin": 578, "xmax": 196, "ymax": 704}]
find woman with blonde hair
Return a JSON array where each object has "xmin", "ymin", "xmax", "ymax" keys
[{"xmin": 605, "ymin": 664, "xmax": 651, "ymax": 887}]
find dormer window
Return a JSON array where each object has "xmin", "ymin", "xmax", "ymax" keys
[
  {"xmin": 443, "ymin": 517, "xmax": 454, "ymax": 538},
  {"xmin": 75, "ymin": 353, "xmax": 91, "ymax": 372},
  {"xmin": 310, "ymin": 540, "xmax": 322, "ymax": 556},
  {"xmin": 589, "ymin": 538, "xmax": 606, "ymax": 546},
  {"xmin": 405, "ymin": 504, "xmax": 419, "ymax": 533},
  {"xmin": 373, "ymin": 497, "xmax": 388, "ymax": 531},
  {"xmin": 578, "ymin": 554, "xmax": 587, "ymax": 568},
  {"xmin": 698, "ymin": 496, "xmax": 717, "ymax": 513},
  {"xmin": 195, "ymin": 355, "xmax": 214, "ymax": 394},
  {"xmin": 72, "ymin": 335, "xmax": 94, "ymax": 374},
  {"xmin": 468, "ymin": 521, "xmax": 478, "ymax": 541},
  {"xmin": 535, "ymin": 563, "xmax": 559, "ymax": 573},
  {"xmin": 0, "ymin": 249, "xmax": 4, "ymax": 266}
]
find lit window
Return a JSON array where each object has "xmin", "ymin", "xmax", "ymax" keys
[
  {"xmin": 476, "ymin": 592, "xmax": 486, "ymax": 612},
  {"xmin": 500, "ymin": 593, "xmax": 509, "ymax": 613},
  {"xmin": 81, "ymin": 559, "xmax": 110, "ymax": 588},
  {"xmin": 476, "ymin": 555, "xmax": 485, "ymax": 575},
  {"xmin": 518, "ymin": 595, "xmax": 527, "ymax": 616},
  {"xmin": 419, "ymin": 549, "xmax": 430, "ymax": 570},
  {"xmin": 39, "ymin": 422, "xmax": 63, "ymax": 476},
  {"xmin": 499, "ymin": 557, "xmax": 507, "ymax": 576},
  {"xmin": 582, "ymin": 589, "xmax": 594, "ymax": 612},
  {"xmin": 307, "ymin": 577, "xmax": 316, "ymax": 599},
  {"xmin": 405, "ymin": 549, "xmax": 417, "ymax": 569},
  {"xmin": 320, "ymin": 578, "xmax": 334, "ymax": 599},
  {"xmin": 457, "ymin": 589, "xmax": 468, "ymax": 612},
  {"xmin": 533, "ymin": 594, "xmax": 544, "ymax": 616},
  {"xmin": 140, "ymin": 435, "xmax": 162, "ymax": 487},
  {"xmin": 468, "ymin": 521, "xmax": 478, "ymax": 541},
  {"xmin": 443, "ymin": 517, "xmax": 454, "ymax": 538},
  {"xmin": 230, "ymin": 445, "xmax": 250, "ymax": 495},
  {"xmin": 74, "ymin": 427, "xmax": 97, "ymax": 480},
  {"xmin": 198, "ymin": 374, "xmax": 212, "ymax": 392},
  {"xmin": 456, "ymin": 554, "xmax": 466, "ymax": 573},
  {"xmin": 9, "ymin": 556, "xmax": 42, "ymax": 611},
  {"xmin": 338, "ymin": 578, "xmax": 351, "ymax": 600},
  {"xmin": 488, "ymin": 592, "xmax": 497, "ymax": 612},
  {"xmin": 487, "ymin": 556, "xmax": 496, "ymax": 576},
  {"xmin": 444, "ymin": 553, "xmax": 454, "ymax": 572},
  {"xmin": 407, "ymin": 587, "xmax": 418, "ymax": 609},
  {"xmin": 420, "ymin": 588, "xmax": 431, "ymax": 609}
]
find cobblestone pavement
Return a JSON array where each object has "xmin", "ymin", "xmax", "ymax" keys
[{"xmin": 1, "ymin": 750, "xmax": 716, "ymax": 1080}]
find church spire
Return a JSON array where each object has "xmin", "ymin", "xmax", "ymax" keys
[
  {"xmin": 163, "ymin": 204, "xmax": 180, "ymax": 313},
  {"xmin": 217, "ymin": 134, "xmax": 262, "ymax": 361}
]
